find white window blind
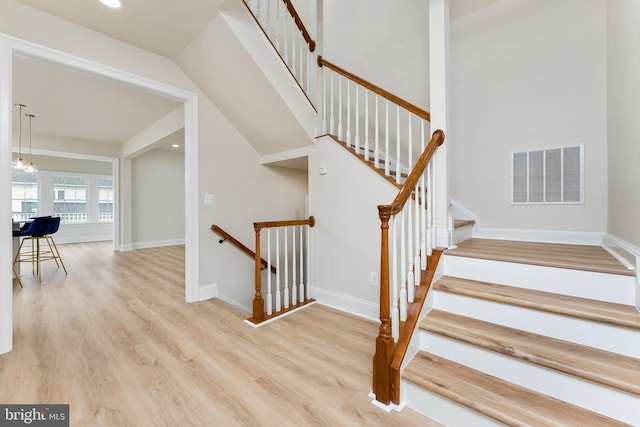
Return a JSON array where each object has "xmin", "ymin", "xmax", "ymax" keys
[{"xmin": 511, "ymin": 144, "xmax": 583, "ymax": 204}]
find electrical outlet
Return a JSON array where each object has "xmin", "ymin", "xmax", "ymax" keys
[
  {"xmin": 204, "ymin": 194, "xmax": 214, "ymax": 205},
  {"xmin": 370, "ymin": 272, "xmax": 378, "ymax": 286}
]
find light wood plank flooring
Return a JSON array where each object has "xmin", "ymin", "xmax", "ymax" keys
[
  {"xmin": 2, "ymin": 241, "xmax": 437, "ymax": 427},
  {"xmin": 447, "ymin": 238, "xmax": 635, "ymax": 276}
]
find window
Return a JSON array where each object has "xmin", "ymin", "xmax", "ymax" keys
[
  {"xmin": 11, "ymin": 173, "xmax": 38, "ymax": 221},
  {"xmin": 511, "ymin": 144, "xmax": 584, "ymax": 204},
  {"xmin": 53, "ymin": 176, "xmax": 87, "ymax": 223},
  {"xmin": 11, "ymin": 171, "xmax": 113, "ymax": 224},
  {"xmin": 98, "ymin": 179, "xmax": 114, "ymax": 222}
]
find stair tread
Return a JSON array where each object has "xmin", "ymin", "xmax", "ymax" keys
[
  {"xmin": 421, "ymin": 310, "xmax": 640, "ymax": 395},
  {"xmin": 403, "ymin": 351, "xmax": 632, "ymax": 427},
  {"xmin": 434, "ymin": 276, "xmax": 640, "ymax": 330},
  {"xmin": 445, "ymin": 238, "xmax": 635, "ymax": 276}
]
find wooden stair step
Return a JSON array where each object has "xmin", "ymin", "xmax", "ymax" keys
[
  {"xmin": 445, "ymin": 238, "xmax": 635, "ymax": 276},
  {"xmin": 421, "ymin": 310, "xmax": 640, "ymax": 395},
  {"xmin": 434, "ymin": 276, "xmax": 640, "ymax": 330},
  {"xmin": 403, "ymin": 352, "xmax": 632, "ymax": 427}
]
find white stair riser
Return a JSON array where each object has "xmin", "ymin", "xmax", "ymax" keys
[
  {"xmin": 403, "ymin": 381, "xmax": 503, "ymax": 427},
  {"xmin": 419, "ymin": 331, "xmax": 640, "ymax": 426},
  {"xmin": 452, "ymin": 225, "xmax": 473, "ymax": 245},
  {"xmin": 444, "ymin": 255, "xmax": 635, "ymax": 305},
  {"xmin": 433, "ymin": 292, "xmax": 640, "ymax": 358}
]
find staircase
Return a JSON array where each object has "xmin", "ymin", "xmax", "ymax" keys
[{"xmin": 402, "ymin": 238, "xmax": 640, "ymax": 426}]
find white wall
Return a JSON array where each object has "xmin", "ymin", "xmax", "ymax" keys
[
  {"xmin": 607, "ymin": 0, "xmax": 640, "ymax": 248},
  {"xmin": 322, "ymin": 0, "xmax": 429, "ymax": 110},
  {"xmin": 450, "ymin": 0, "xmax": 608, "ymax": 235},
  {"xmin": 1, "ymin": 1, "xmax": 309, "ymax": 309},
  {"xmin": 131, "ymin": 149, "xmax": 185, "ymax": 248},
  {"xmin": 308, "ymin": 136, "xmax": 398, "ymax": 319}
]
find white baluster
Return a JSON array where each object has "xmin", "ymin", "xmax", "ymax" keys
[
  {"xmin": 305, "ymin": 222, "xmax": 310, "ymax": 300},
  {"xmin": 306, "ymin": 51, "xmax": 311, "ymax": 95},
  {"xmin": 364, "ymin": 90, "xmax": 370, "ymax": 161},
  {"xmin": 329, "ymin": 72, "xmax": 335, "ymax": 134},
  {"xmin": 284, "ymin": 12, "xmax": 290, "ymax": 66},
  {"xmin": 355, "ymin": 85, "xmax": 360, "ymax": 154},
  {"xmin": 284, "ymin": 227, "xmax": 289, "ymax": 309},
  {"xmin": 265, "ymin": 0, "xmax": 270, "ymax": 35},
  {"xmin": 267, "ymin": 229, "xmax": 272, "ymax": 315},
  {"xmin": 299, "ymin": 37, "xmax": 304, "ymax": 86},
  {"xmin": 396, "ymin": 105, "xmax": 401, "ymax": 184},
  {"xmin": 400, "ymin": 210, "xmax": 407, "ymax": 321},
  {"xmin": 346, "ymin": 80, "xmax": 351, "ymax": 146},
  {"xmin": 291, "ymin": 226, "xmax": 297, "ymax": 306},
  {"xmin": 431, "ymin": 161, "xmax": 437, "ymax": 254},
  {"xmin": 385, "ymin": 101, "xmax": 390, "ymax": 176},
  {"xmin": 256, "ymin": 0, "xmax": 261, "ymax": 21},
  {"xmin": 407, "ymin": 199, "xmax": 414, "ymax": 304},
  {"xmin": 275, "ymin": 0, "xmax": 280, "ymax": 51},
  {"xmin": 391, "ymin": 216, "xmax": 399, "ymax": 341},
  {"xmin": 276, "ymin": 228, "xmax": 281, "ymax": 312},
  {"xmin": 338, "ymin": 76, "xmax": 343, "ymax": 140},
  {"xmin": 291, "ymin": 25, "xmax": 297, "ymax": 77},
  {"xmin": 415, "ymin": 163, "xmax": 422, "ymax": 285},
  {"xmin": 321, "ymin": 67, "xmax": 327, "ymax": 133},
  {"xmin": 299, "ymin": 224, "xmax": 304, "ymax": 302},
  {"xmin": 375, "ymin": 95, "xmax": 380, "ymax": 169},
  {"xmin": 421, "ymin": 121, "xmax": 428, "ymax": 269}
]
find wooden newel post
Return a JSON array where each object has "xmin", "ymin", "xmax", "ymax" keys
[
  {"xmin": 372, "ymin": 205, "xmax": 395, "ymax": 404},
  {"xmin": 252, "ymin": 224, "xmax": 265, "ymax": 322}
]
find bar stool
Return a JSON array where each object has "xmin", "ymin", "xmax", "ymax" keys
[{"xmin": 13, "ymin": 216, "xmax": 67, "ymax": 282}]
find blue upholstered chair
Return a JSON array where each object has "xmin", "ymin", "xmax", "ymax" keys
[{"xmin": 13, "ymin": 216, "xmax": 67, "ymax": 282}]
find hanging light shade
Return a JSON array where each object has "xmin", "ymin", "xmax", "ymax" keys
[
  {"xmin": 12, "ymin": 103, "xmax": 26, "ymax": 170},
  {"xmin": 24, "ymin": 113, "xmax": 38, "ymax": 174}
]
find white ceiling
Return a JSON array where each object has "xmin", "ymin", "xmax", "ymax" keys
[{"xmin": 10, "ymin": 0, "xmax": 496, "ymax": 153}]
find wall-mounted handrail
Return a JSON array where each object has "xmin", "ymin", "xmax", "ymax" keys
[
  {"xmin": 211, "ymin": 224, "xmax": 276, "ymax": 275},
  {"xmin": 250, "ymin": 216, "xmax": 316, "ymax": 324},
  {"xmin": 282, "ymin": 0, "xmax": 316, "ymax": 52},
  {"xmin": 318, "ymin": 56, "xmax": 431, "ymax": 122},
  {"xmin": 372, "ymin": 129, "xmax": 444, "ymax": 405}
]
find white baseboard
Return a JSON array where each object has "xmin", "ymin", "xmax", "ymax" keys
[
  {"xmin": 55, "ymin": 235, "xmax": 111, "ymax": 245},
  {"xmin": 603, "ymin": 234, "xmax": 639, "ymax": 272},
  {"xmin": 121, "ymin": 238, "xmax": 185, "ymax": 251},
  {"xmin": 474, "ymin": 227, "xmax": 604, "ymax": 245},
  {"xmin": 197, "ymin": 283, "xmax": 219, "ymax": 302},
  {"xmin": 310, "ymin": 286, "xmax": 380, "ymax": 323}
]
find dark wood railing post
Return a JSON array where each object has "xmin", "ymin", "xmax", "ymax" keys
[
  {"xmin": 252, "ymin": 224, "xmax": 265, "ymax": 323},
  {"xmin": 372, "ymin": 204, "xmax": 395, "ymax": 404}
]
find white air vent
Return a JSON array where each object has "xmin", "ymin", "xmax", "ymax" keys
[{"xmin": 511, "ymin": 144, "xmax": 583, "ymax": 204}]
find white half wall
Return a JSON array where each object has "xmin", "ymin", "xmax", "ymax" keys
[{"xmin": 308, "ymin": 136, "xmax": 398, "ymax": 317}]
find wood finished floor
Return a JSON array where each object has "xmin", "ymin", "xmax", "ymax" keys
[
  {"xmin": 2, "ymin": 241, "xmax": 437, "ymax": 427},
  {"xmin": 447, "ymin": 238, "xmax": 634, "ymax": 276}
]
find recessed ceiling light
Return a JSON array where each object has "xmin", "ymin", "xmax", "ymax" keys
[
  {"xmin": 100, "ymin": 0, "xmax": 122, "ymax": 9},
  {"xmin": 171, "ymin": 144, "xmax": 180, "ymax": 148}
]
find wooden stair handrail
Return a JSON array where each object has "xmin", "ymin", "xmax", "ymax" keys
[
  {"xmin": 251, "ymin": 216, "xmax": 316, "ymax": 323},
  {"xmin": 372, "ymin": 129, "xmax": 445, "ymax": 405},
  {"xmin": 317, "ymin": 56, "xmax": 431, "ymax": 122},
  {"xmin": 211, "ymin": 224, "xmax": 276, "ymax": 275},
  {"xmin": 283, "ymin": 0, "xmax": 316, "ymax": 52}
]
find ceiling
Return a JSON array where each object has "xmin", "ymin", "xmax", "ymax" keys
[{"xmin": 10, "ymin": 0, "xmax": 220, "ymax": 153}]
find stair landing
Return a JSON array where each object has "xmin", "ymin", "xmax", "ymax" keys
[{"xmin": 446, "ymin": 238, "xmax": 635, "ymax": 276}]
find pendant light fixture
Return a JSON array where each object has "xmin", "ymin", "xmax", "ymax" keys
[
  {"xmin": 24, "ymin": 113, "xmax": 38, "ymax": 174},
  {"xmin": 11, "ymin": 103, "xmax": 26, "ymax": 170}
]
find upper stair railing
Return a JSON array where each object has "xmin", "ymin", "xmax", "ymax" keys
[
  {"xmin": 372, "ymin": 129, "xmax": 445, "ymax": 405},
  {"xmin": 318, "ymin": 56, "xmax": 431, "ymax": 185},
  {"xmin": 248, "ymin": 216, "xmax": 316, "ymax": 325},
  {"xmin": 242, "ymin": 0, "xmax": 316, "ymax": 103}
]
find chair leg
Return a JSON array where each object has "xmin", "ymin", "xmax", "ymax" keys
[
  {"xmin": 48, "ymin": 236, "xmax": 67, "ymax": 275},
  {"xmin": 44, "ymin": 237, "xmax": 61, "ymax": 268},
  {"xmin": 12, "ymin": 265, "xmax": 23, "ymax": 288},
  {"xmin": 36, "ymin": 237, "xmax": 41, "ymax": 282}
]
